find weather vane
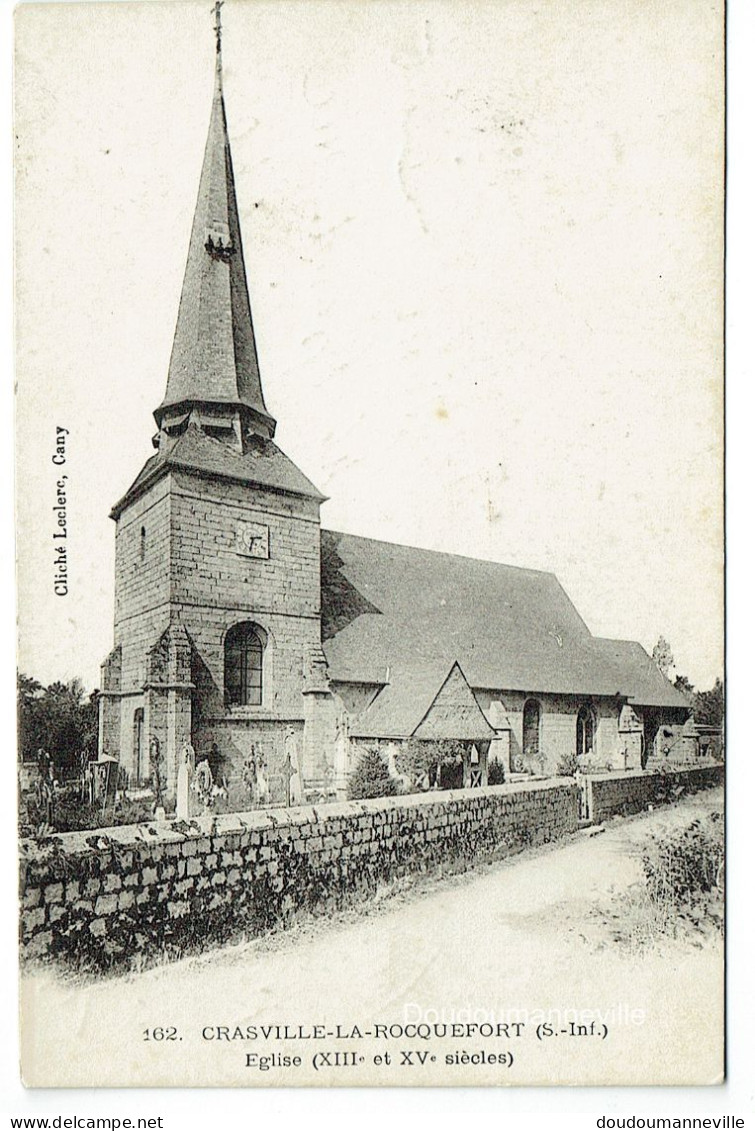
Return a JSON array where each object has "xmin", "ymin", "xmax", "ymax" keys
[{"xmin": 213, "ymin": 0, "xmax": 223, "ymax": 54}]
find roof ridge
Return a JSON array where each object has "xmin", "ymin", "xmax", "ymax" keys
[
  {"xmin": 322, "ymin": 527, "xmax": 560, "ymax": 579},
  {"xmin": 593, "ymin": 636, "xmax": 645, "ymax": 647}
]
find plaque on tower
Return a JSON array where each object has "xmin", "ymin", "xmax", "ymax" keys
[{"xmin": 235, "ymin": 521, "xmax": 269, "ymax": 559}]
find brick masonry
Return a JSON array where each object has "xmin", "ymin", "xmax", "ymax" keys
[
  {"xmin": 19, "ymin": 778, "xmax": 579, "ymax": 970},
  {"xmin": 582, "ymin": 763, "xmax": 724, "ymax": 824}
]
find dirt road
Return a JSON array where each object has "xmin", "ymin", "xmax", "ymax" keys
[{"xmin": 21, "ymin": 789, "xmax": 723, "ymax": 1087}]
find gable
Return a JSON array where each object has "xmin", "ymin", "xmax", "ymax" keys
[{"xmin": 412, "ymin": 663, "xmax": 496, "ymax": 741}]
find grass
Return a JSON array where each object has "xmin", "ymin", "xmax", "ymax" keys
[{"xmin": 595, "ymin": 808, "xmax": 724, "ymax": 953}]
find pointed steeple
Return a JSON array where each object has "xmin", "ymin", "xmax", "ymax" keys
[{"xmin": 155, "ymin": 4, "xmax": 276, "ymax": 447}]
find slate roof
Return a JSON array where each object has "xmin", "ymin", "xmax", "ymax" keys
[
  {"xmin": 320, "ymin": 530, "xmax": 688, "ymax": 736},
  {"xmin": 350, "ymin": 661, "xmax": 495, "ymax": 743},
  {"xmin": 155, "ymin": 49, "xmax": 274, "ymax": 433},
  {"xmin": 412, "ymin": 663, "xmax": 496, "ymax": 742},
  {"xmin": 346, "ymin": 663, "xmax": 471, "ymax": 741},
  {"xmin": 110, "ymin": 425, "xmax": 324, "ymax": 518},
  {"xmin": 587, "ymin": 638, "xmax": 692, "ymax": 710}
]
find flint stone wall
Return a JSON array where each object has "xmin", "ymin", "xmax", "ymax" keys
[
  {"xmin": 19, "ymin": 778, "xmax": 579, "ymax": 970},
  {"xmin": 582, "ymin": 763, "xmax": 724, "ymax": 824}
]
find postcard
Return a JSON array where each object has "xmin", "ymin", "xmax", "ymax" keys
[{"xmin": 15, "ymin": 0, "xmax": 724, "ymax": 1087}]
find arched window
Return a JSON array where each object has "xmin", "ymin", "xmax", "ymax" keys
[
  {"xmin": 522, "ymin": 698, "xmax": 541, "ymax": 760},
  {"xmin": 576, "ymin": 704, "xmax": 596, "ymax": 758},
  {"xmin": 224, "ymin": 623, "xmax": 265, "ymax": 707}
]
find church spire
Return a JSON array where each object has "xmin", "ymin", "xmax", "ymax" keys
[{"xmin": 155, "ymin": 3, "xmax": 276, "ymax": 447}]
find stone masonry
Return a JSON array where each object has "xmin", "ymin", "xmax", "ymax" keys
[
  {"xmin": 20, "ymin": 779, "xmax": 579, "ymax": 969},
  {"xmin": 102, "ymin": 463, "xmax": 325, "ymax": 801},
  {"xmin": 582, "ymin": 763, "xmax": 724, "ymax": 824}
]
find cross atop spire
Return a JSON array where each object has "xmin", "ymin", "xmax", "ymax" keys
[
  {"xmin": 155, "ymin": 8, "xmax": 276, "ymax": 448},
  {"xmin": 213, "ymin": 1, "xmax": 223, "ymax": 56}
]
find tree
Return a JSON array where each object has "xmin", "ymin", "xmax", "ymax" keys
[
  {"xmin": 348, "ymin": 748, "xmax": 398, "ymax": 800},
  {"xmin": 17, "ymin": 673, "xmax": 99, "ymax": 771},
  {"xmin": 17, "ymin": 674, "xmax": 45, "ymax": 764},
  {"xmin": 673, "ymin": 674, "xmax": 695, "ymax": 704},
  {"xmin": 693, "ymin": 678, "xmax": 724, "ymax": 730},
  {"xmin": 396, "ymin": 738, "xmax": 467, "ymax": 784},
  {"xmin": 487, "ymin": 757, "xmax": 506, "ymax": 785},
  {"xmin": 652, "ymin": 636, "xmax": 674, "ymax": 679}
]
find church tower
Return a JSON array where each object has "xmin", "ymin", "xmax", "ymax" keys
[{"xmin": 99, "ymin": 8, "xmax": 329, "ymax": 804}]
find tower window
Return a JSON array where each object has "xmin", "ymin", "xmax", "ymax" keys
[
  {"xmin": 140, "ymin": 526, "xmax": 146, "ymax": 562},
  {"xmin": 224, "ymin": 622, "xmax": 265, "ymax": 707}
]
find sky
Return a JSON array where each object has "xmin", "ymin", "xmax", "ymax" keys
[{"xmin": 14, "ymin": 0, "xmax": 724, "ymax": 693}]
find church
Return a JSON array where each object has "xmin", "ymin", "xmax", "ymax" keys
[{"xmin": 98, "ymin": 18, "xmax": 690, "ymax": 807}]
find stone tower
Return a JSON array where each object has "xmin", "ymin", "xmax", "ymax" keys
[{"xmin": 98, "ymin": 16, "xmax": 328, "ymax": 804}]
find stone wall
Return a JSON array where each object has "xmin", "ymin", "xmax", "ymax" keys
[
  {"xmin": 170, "ymin": 470, "xmax": 322, "ymax": 720},
  {"xmin": 472, "ymin": 690, "xmax": 691, "ymax": 777},
  {"xmin": 19, "ymin": 779, "xmax": 579, "ymax": 971},
  {"xmin": 112, "ymin": 477, "xmax": 173, "ymax": 689},
  {"xmin": 192, "ymin": 717, "xmax": 304, "ymax": 807},
  {"xmin": 582, "ymin": 763, "xmax": 724, "ymax": 824},
  {"xmin": 102, "ymin": 462, "xmax": 325, "ymax": 776}
]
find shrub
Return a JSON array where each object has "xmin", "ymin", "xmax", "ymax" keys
[
  {"xmin": 487, "ymin": 757, "xmax": 506, "ymax": 785},
  {"xmin": 597, "ymin": 809, "xmax": 724, "ymax": 951},
  {"xmin": 642, "ymin": 813, "xmax": 723, "ymax": 912},
  {"xmin": 347, "ymin": 748, "xmax": 398, "ymax": 800},
  {"xmin": 395, "ymin": 738, "xmax": 467, "ymax": 788},
  {"xmin": 555, "ymin": 750, "xmax": 579, "ymax": 776},
  {"xmin": 17, "ymin": 674, "xmax": 98, "ymax": 773},
  {"xmin": 18, "ymin": 790, "xmax": 157, "ymax": 836}
]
